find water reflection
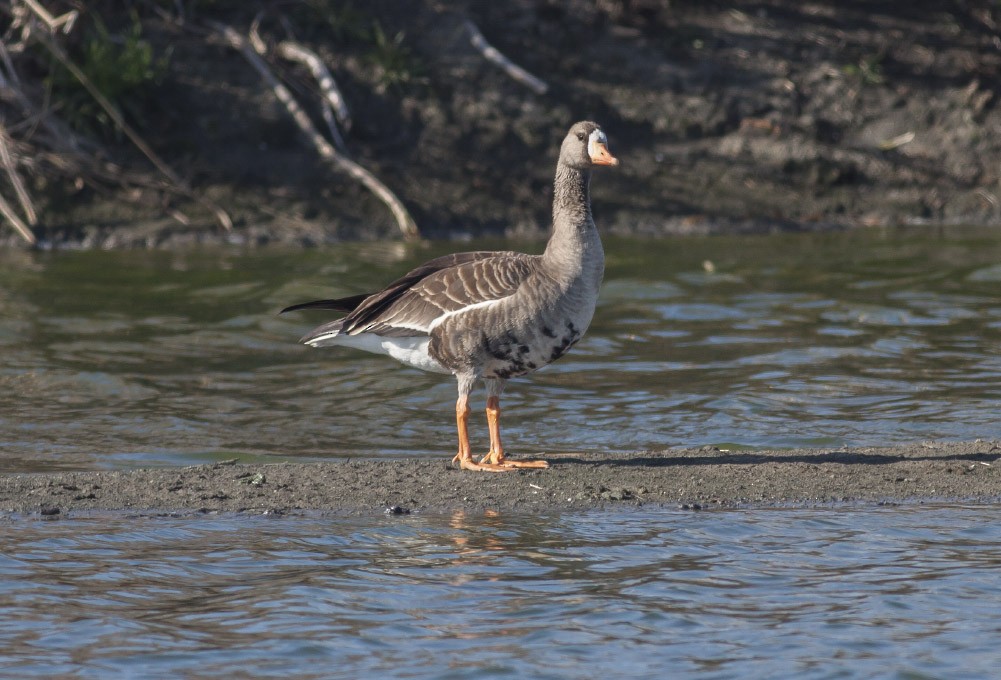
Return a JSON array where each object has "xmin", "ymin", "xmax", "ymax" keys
[
  {"xmin": 1, "ymin": 227, "xmax": 1000, "ymax": 471},
  {"xmin": 1, "ymin": 506, "xmax": 1000, "ymax": 678}
]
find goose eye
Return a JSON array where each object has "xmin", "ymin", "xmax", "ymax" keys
[{"xmin": 576, "ymin": 132, "xmax": 585, "ymax": 141}]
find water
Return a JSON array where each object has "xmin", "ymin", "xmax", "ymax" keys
[
  {"xmin": 1, "ymin": 505, "xmax": 999, "ymax": 678},
  {"xmin": 2, "ymin": 228, "xmax": 1001, "ymax": 471},
  {"xmin": 3, "ymin": 227, "xmax": 1001, "ymax": 677}
]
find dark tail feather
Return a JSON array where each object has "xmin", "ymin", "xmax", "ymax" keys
[{"xmin": 280, "ymin": 293, "xmax": 371, "ymax": 315}]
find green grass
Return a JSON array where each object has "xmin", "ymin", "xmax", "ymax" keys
[{"xmin": 45, "ymin": 11, "xmax": 170, "ymax": 141}]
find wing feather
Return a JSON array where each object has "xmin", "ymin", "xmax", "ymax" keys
[
  {"xmin": 347, "ymin": 253, "xmax": 536, "ymax": 336},
  {"xmin": 280, "ymin": 294, "xmax": 369, "ymax": 314},
  {"xmin": 292, "ymin": 250, "xmax": 537, "ymax": 344}
]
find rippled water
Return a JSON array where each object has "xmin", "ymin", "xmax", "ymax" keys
[
  {"xmin": 2, "ymin": 227, "xmax": 1001, "ymax": 471},
  {"xmin": 2, "ymin": 505, "xmax": 1000, "ymax": 678},
  {"xmin": 3, "ymin": 228, "xmax": 1001, "ymax": 677}
]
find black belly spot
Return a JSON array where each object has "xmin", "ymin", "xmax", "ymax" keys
[
  {"xmin": 549, "ymin": 343, "xmax": 568, "ymax": 362},
  {"xmin": 549, "ymin": 332, "xmax": 580, "ymax": 362},
  {"xmin": 482, "ymin": 331, "xmax": 510, "ymax": 361},
  {"xmin": 542, "ymin": 326, "xmax": 556, "ymax": 338}
]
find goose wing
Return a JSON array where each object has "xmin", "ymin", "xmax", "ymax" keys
[{"xmin": 296, "ymin": 251, "xmax": 535, "ymax": 342}]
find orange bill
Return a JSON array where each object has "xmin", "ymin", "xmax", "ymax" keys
[{"xmin": 590, "ymin": 141, "xmax": 619, "ymax": 166}]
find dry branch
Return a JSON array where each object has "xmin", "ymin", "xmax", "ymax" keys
[
  {"xmin": 213, "ymin": 23, "xmax": 420, "ymax": 241},
  {"xmin": 0, "ymin": 37, "xmax": 23, "ymax": 88},
  {"xmin": 0, "ymin": 41, "xmax": 37, "ymax": 243},
  {"xmin": 0, "ymin": 124, "xmax": 36, "ymax": 224},
  {"xmin": 276, "ymin": 40, "xmax": 351, "ymax": 150},
  {"xmin": 19, "ymin": 0, "xmax": 77, "ymax": 33},
  {"xmin": 0, "ymin": 187, "xmax": 35, "ymax": 244},
  {"xmin": 464, "ymin": 19, "xmax": 548, "ymax": 95}
]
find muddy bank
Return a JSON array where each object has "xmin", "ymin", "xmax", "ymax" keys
[
  {"xmin": 4, "ymin": 1, "xmax": 1001, "ymax": 248},
  {"xmin": 2, "ymin": 441, "xmax": 999, "ymax": 517}
]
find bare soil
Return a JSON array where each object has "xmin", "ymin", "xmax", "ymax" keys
[
  {"xmin": 6, "ymin": 1, "xmax": 1001, "ymax": 248},
  {"xmin": 3, "ymin": 441, "xmax": 1000, "ymax": 517}
]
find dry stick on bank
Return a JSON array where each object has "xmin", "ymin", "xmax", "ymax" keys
[
  {"xmin": 20, "ymin": 3, "xmax": 233, "ymax": 232},
  {"xmin": 18, "ymin": 0, "xmax": 77, "ymax": 33},
  {"xmin": 213, "ymin": 23, "xmax": 420, "ymax": 241},
  {"xmin": 276, "ymin": 40, "xmax": 351, "ymax": 152},
  {"xmin": 0, "ymin": 127, "xmax": 36, "ymax": 224},
  {"xmin": 0, "ymin": 186, "xmax": 35, "ymax": 244},
  {"xmin": 0, "ymin": 15, "xmax": 44, "ymax": 244},
  {"xmin": 0, "ymin": 123, "xmax": 37, "ymax": 244},
  {"xmin": 463, "ymin": 19, "xmax": 548, "ymax": 95},
  {"xmin": 264, "ymin": 16, "xmax": 353, "ymax": 149},
  {"xmin": 0, "ymin": 40, "xmax": 91, "ymax": 245}
]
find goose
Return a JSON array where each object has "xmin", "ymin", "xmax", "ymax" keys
[{"xmin": 282, "ymin": 121, "xmax": 618, "ymax": 472}]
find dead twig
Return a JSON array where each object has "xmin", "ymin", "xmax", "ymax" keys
[
  {"xmin": 0, "ymin": 188, "xmax": 35, "ymax": 244},
  {"xmin": 464, "ymin": 19, "xmax": 548, "ymax": 95},
  {"xmin": 0, "ymin": 37, "xmax": 23, "ymax": 89},
  {"xmin": 248, "ymin": 16, "xmax": 350, "ymax": 150},
  {"xmin": 276, "ymin": 40, "xmax": 351, "ymax": 151},
  {"xmin": 0, "ymin": 123, "xmax": 36, "ymax": 225},
  {"xmin": 18, "ymin": 0, "xmax": 78, "ymax": 34},
  {"xmin": 213, "ymin": 22, "xmax": 420, "ymax": 241},
  {"xmin": 0, "ymin": 36, "xmax": 37, "ymax": 243}
]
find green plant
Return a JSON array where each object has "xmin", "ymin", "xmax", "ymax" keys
[
  {"xmin": 368, "ymin": 22, "xmax": 423, "ymax": 91},
  {"xmin": 46, "ymin": 11, "xmax": 170, "ymax": 141},
  {"xmin": 843, "ymin": 54, "xmax": 884, "ymax": 86}
]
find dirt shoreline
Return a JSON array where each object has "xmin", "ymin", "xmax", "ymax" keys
[{"xmin": 2, "ymin": 441, "xmax": 999, "ymax": 517}]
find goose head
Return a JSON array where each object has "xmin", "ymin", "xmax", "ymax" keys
[{"xmin": 559, "ymin": 121, "xmax": 619, "ymax": 171}]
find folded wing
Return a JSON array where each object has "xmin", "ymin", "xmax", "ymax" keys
[{"xmin": 291, "ymin": 251, "xmax": 536, "ymax": 344}]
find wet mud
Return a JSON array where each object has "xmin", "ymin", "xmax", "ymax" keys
[{"xmin": 3, "ymin": 441, "xmax": 1000, "ymax": 517}]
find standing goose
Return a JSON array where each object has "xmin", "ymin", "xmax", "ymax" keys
[{"xmin": 282, "ymin": 121, "xmax": 618, "ymax": 471}]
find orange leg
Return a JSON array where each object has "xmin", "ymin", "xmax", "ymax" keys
[
  {"xmin": 450, "ymin": 394, "xmax": 510, "ymax": 472},
  {"xmin": 478, "ymin": 396, "xmax": 549, "ymax": 469}
]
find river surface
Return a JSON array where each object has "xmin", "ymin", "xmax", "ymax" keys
[
  {"xmin": 1, "ymin": 227, "xmax": 1000, "ymax": 472},
  {"xmin": 3, "ymin": 227, "xmax": 1001, "ymax": 677},
  {"xmin": 2, "ymin": 505, "xmax": 1001, "ymax": 679}
]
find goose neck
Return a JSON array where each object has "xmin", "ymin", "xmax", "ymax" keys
[
  {"xmin": 552, "ymin": 164, "xmax": 591, "ymax": 227},
  {"xmin": 543, "ymin": 164, "xmax": 597, "ymax": 263}
]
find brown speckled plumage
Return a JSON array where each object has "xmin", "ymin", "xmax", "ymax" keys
[{"xmin": 283, "ymin": 122, "xmax": 618, "ymax": 471}]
